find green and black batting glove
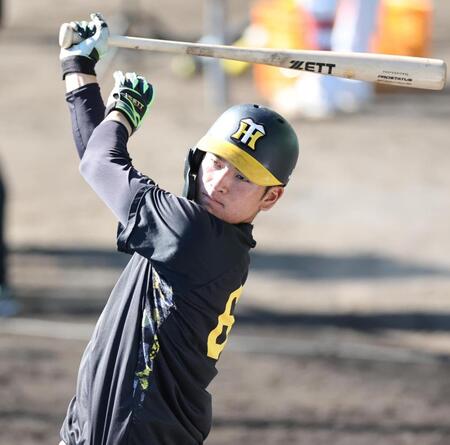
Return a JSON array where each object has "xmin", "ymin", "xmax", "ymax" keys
[
  {"xmin": 60, "ymin": 13, "xmax": 109, "ymax": 79},
  {"xmin": 105, "ymin": 71, "xmax": 155, "ymax": 134}
]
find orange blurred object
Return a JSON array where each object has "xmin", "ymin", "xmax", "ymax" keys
[
  {"xmin": 374, "ymin": 0, "xmax": 433, "ymax": 57},
  {"xmin": 251, "ymin": 0, "xmax": 310, "ymax": 101}
]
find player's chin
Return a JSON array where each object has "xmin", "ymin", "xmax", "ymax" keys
[
  {"xmin": 200, "ymin": 194, "xmax": 223, "ymax": 212},
  {"xmin": 204, "ymin": 204, "xmax": 225, "ymax": 220},
  {"xmin": 199, "ymin": 194, "xmax": 243, "ymax": 223}
]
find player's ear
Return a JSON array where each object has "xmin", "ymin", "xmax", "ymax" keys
[{"xmin": 259, "ymin": 186, "xmax": 284, "ymax": 212}]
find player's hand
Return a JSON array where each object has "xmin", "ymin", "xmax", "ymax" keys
[
  {"xmin": 105, "ymin": 71, "xmax": 155, "ymax": 134},
  {"xmin": 59, "ymin": 13, "xmax": 109, "ymax": 62},
  {"xmin": 60, "ymin": 13, "xmax": 109, "ymax": 80}
]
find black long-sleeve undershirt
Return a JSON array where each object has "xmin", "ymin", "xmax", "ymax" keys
[
  {"xmin": 65, "ymin": 83, "xmax": 105, "ymax": 160},
  {"xmin": 65, "ymin": 83, "xmax": 153, "ymax": 225}
]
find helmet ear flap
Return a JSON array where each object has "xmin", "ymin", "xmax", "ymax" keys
[{"xmin": 182, "ymin": 148, "xmax": 206, "ymax": 200}]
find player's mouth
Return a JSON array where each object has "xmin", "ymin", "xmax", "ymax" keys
[{"xmin": 202, "ymin": 192, "xmax": 224, "ymax": 208}]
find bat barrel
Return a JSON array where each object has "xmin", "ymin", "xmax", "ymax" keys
[
  {"xmin": 309, "ymin": 51, "xmax": 447, "ymax": 91},
  {"xmin": 105, "ymin": 35, "xmax": 449, "ymax": 91},
  {"xmin": 279, "ymin": 51, "xmax": 447, "ymax": 91}
]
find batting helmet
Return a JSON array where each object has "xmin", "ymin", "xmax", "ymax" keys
[{"xmin": 183, "ymin": 104, "xmax": 299, "ymax": 200}]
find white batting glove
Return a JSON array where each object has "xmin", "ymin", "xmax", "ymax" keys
[{"xmin": 59, "ymin": 13, "xmax": 109, "ymax": 62}]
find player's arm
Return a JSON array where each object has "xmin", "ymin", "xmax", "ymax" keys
[
  {"xmin": 79, "ymin": 71, "xmax": 154, "ymax": 225},
  {"xmin": 65, "ymin": 73, "xmax": 97, "ymax": 94},
  {"xmin": 60, "ymin": 13, "xmax": 109, "ymax": 159}
]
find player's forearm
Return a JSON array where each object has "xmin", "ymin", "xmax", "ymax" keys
[
  {"xmin": 79, "ymin": 119, "xmax": 152, "ymax": 225},
  {"xmin": 66, "ymin": 83, "xmax": 106, "ymax": 159}
]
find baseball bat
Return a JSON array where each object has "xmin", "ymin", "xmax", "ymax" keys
[{"xmin": 59, "ymin": 23, "xmax": 447, "ymax": 90}]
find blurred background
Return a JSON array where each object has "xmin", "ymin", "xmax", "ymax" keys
[{"xmin": 0, "ymin": 0, "xmax": 449, "ymax": 444}]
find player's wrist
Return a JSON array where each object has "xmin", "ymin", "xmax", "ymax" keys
[
  {"xmin": 65, "ymin": 72, "xmax": 97, "ymax": 93},
  {"xmin": 61, "ymin": 55, "xmax": 97, "ymax": 80},
  {"xmin": 107, "ymin": 101, "xmax": 139, "ymax": 131},
  {"xmin": 104, "ymin": 111, "xmax": 133, "ymax": 137}
]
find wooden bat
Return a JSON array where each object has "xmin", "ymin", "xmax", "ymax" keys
[{"xmin": 59, "ymin": 23, "xmax": 447, "ymax": 91}]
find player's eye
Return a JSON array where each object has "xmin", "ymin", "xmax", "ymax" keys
[
  {"xmin": 212, "ymin": 158, "xmax": 223, "ymax": 169},
  {"xmin": 236, "ymin": 173, "xmax": 249, "ymax": 182}
]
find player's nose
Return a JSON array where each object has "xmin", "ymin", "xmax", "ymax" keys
[{"xmin": 211, "ymin": 166, "xmax": 233, "ymax": 194}]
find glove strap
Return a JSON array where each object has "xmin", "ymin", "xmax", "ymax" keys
[{"xmin": 61, "ymin": 56, "xmax": 97, "ymax": 80}]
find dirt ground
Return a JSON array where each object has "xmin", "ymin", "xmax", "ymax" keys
[{"xmin": 0, "ymin": 1, "xmax": 450, "ymax": 444}]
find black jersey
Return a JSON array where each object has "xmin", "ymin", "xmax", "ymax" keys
[{"xmin": 60, "ymin": 84, "xmax": 256, "ymax": 445}]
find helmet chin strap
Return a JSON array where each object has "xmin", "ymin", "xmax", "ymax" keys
[{"xmin": 182, "ymin": 148, "xmax": 206, "ymax": 200}]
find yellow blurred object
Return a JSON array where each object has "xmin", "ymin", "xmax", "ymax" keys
[
  {"xmin": 250, "ymin": 0, "xmax": 310, "ymax": 101},
  {"xmin": 222, "ymin": 37, "xmax": 252, "ymax": 76},
  {"xmin": 374, "ymin": 0, "xmax": 433, "ymax": 57}
]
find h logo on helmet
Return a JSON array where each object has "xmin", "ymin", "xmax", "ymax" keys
[{"xmin": 231, "ymin": 118, "xmax": 266, "ymax": 150}]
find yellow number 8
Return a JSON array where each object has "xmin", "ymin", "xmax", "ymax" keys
[{"xmin": 207, "ymin": 286, "xmax": 243, "ymax": 360}]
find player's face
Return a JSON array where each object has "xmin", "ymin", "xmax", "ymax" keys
[{"xmin": 196, "ymin": 152, "xmax": 284, "ymax": 224}]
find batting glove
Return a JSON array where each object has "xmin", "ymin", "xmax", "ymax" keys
[
  {"xmin": 60, "ymin": 13, "xmax": 109, "ymax": 79},
  {"xmin": 105, "ymin": 71, "xmax": 155, "ymax": 134}
]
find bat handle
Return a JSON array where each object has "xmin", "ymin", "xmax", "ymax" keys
[{"xmin": 59, "ymin": 23, "xmax": 83, "ymax": 49}]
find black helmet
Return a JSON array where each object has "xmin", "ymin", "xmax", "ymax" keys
[{"xmin": 183, "ymin": 104, "xmax": 299, "ymax": 199}]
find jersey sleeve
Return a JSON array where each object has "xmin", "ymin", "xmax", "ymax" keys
[{"xmin": 117, "ymin": 186, "xmax": 249, "ymax": 289}]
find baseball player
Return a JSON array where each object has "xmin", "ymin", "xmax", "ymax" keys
[{"xmin": 59, "ymin": 13, "xmax": 299, "ymax": 445}]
